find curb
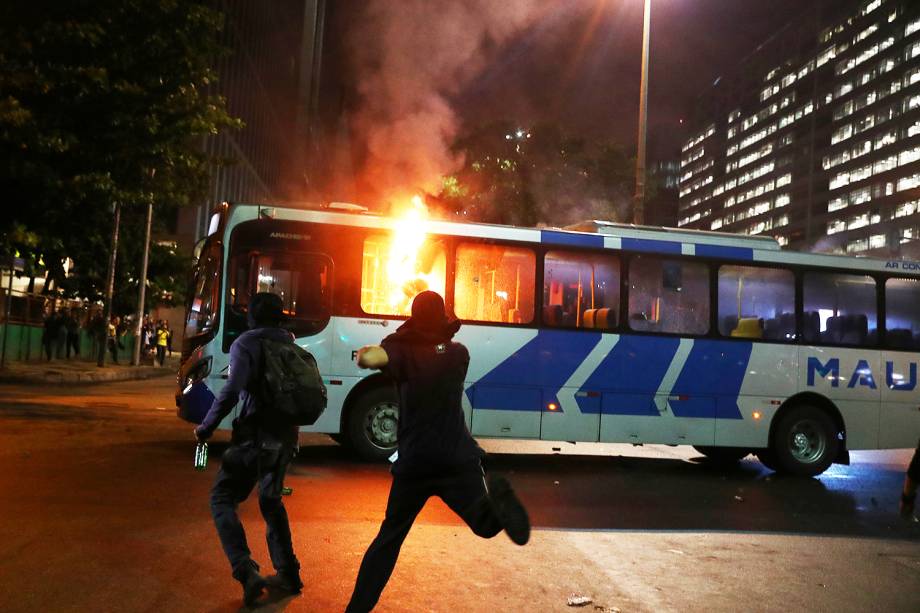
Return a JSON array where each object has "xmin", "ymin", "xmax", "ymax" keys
[{"xmin": 0, "ymin": 366, "xmax": 175, "ymax": 386}]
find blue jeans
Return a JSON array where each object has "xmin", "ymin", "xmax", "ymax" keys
[{"xmin": 209, "ymin": 442, "xmax": 300, "ymax": 581}]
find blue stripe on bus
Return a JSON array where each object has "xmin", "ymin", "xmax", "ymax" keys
[
  {"xmin": 670, "ymin": 339, "xmax": 752, "ymax": 419},
  {"xmin": 620, "ymin": 238, "xmax": 682, "ymax": 255},
  {"xmin": 583, "ymin": 336, "xmax": 681, "ymax": 416},
  {"xmin": 694, "ymin": 244, "xmax": 754, "ymax": 261},
  {"xmin": 540, "ymin": 230, "xmax": 605, "ymax": 248},
  {"xmin": 466, "ymin": 329, "xmax": 602, "ymax": 411}
]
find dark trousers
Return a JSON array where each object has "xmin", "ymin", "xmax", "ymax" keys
[
  {"xmin": 345, "ymin": 462, "xmax": 502, "ymax": 613},
  {"xmin": 107, "ymin": 338, "xmax": 118, "ymax": 363},
  {"xmin": 210, "ymin": 443, "xmax": 300, "ymax": 581},
  {"xmin": 909, "ymin": 439, "xmax": 920, "ymax": 482},
  {"xmin": 66, "ymin": 333, "xmax": 80, "ymax": 358},
  {"xmin": 156, "ymin": 345, "xmax": 165, "ymax": 366}
]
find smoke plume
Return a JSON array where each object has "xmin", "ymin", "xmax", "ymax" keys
[{"xmin": 345, "ymin": 0, "xmax": 549, "ymax": 208}]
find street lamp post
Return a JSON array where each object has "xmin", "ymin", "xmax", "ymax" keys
[{"xmin": 634, "ymin": 0, "xmax": 651, "ymax": 225}]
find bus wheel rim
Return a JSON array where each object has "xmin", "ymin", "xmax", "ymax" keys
[
  {"xmin": 789, "ymin": 419, "xmax": 826, "ymax": 464},
  {"xmin": 365, "ymin": 402, "xmax": 398, "ymax": 448}
]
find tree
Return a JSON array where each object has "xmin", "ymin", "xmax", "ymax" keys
[
  {"xmin": 0, "ymin": 0, "xmax": 241, "ymax": 312},
  {"xmin": 436, "ymin": 121, "xmax": 634, "ymax": 227}
]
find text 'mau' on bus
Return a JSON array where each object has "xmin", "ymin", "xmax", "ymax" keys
[{"xmin": 176, "ymin": 201, "xmax": 920, "ymax": 477}]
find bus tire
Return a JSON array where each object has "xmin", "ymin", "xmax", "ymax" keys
[
  {"xmin": 771, "ymin": 405, "xmax": 838, "ymax": 477},
  {"xmin": 347, "ymin": 386, "xmax": 399, "ymax": 462},
  {"xmin": 693, "ymin": 446, "xmax": 751, "ymax": 464}
]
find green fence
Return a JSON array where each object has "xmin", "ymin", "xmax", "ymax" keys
[{"xmin": 0, "ymin": 323, "xmax": 137, "ymax": 364}]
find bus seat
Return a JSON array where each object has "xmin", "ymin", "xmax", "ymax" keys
[
  {"xmin": 721, "ymin": 315, "xmax": 739, "ymax": 336},
  {"xmin": 763, "ymin": 318, "xmax": 780, "ymax": 340},
  {"xmin": 887, "ymin": 328, "xmax": 913, "ymax": 349},
  {"xmin": 841, "ymin": 314, "xmax": 867, "ymax": 345},
  {"xmin": 583, "ymin": 308, "xmax": 597, "ymax": 328},
  {"xmin": 823, "ymin": 316, "xmax": 843, "ymax": 343},
  {"xmin": 779, "ymin": 313, "xmax": 796, "ymax": 339},
  {"xmin": 803, "ymin": 311, "xmax": 820, "ymax": 342},
  {"xmin": 731, "ymin": 317, "xmax": 763, "ymax": 339},
  {"xmin": 543, "ymin": 305, "xmax": 563, "ymax": 326},
  {"xmin": 594, "ymin": 308, "xmax": 611, "ymax": 330}
]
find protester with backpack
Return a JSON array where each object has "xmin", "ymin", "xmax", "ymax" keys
[
  {"xmin": 345, "ymin": 291, "xmax": 530, "ymax": 613},
  {"xmin": 194, "ymin": 292, "xmax": 325, "ymax": 607}
]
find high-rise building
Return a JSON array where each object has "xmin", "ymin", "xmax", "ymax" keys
[
  {"xmin": 175, "ymin": 0, "xmax": 326, "ymax": 250},
  {"xmin": 677, "ymin": 0, "xmax": 920, "ymax": 257}
]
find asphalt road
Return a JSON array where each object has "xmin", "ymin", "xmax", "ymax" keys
[{"xmin": 0, "ymin": 377, "xmax": 917, "ymax": 612}]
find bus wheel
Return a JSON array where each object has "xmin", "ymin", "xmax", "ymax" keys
[
  {"xmin": 347, "ymin": 386, "xmax": 399, "ymax": 462},
  {"xmin": 692, "ymin": 446, "xmax": 751, "ymax": 464},
  {"xmin": 771, "ymin": 405, "xmax": 838, "ymax": 477}
]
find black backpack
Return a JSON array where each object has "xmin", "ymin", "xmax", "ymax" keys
[{"xmin": 259, "ymin": 339, "xmax": 327, "ymax": 426}]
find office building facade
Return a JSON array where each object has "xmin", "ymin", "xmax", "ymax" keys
[
  {"xmin": 677, "ymin": 0, "xmax": 920, "ymax": 257},
  {"xmin": 176, "ymin": 0, "xmax": 326, "ymax": 248}
]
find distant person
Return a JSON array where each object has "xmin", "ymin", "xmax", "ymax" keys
[
  {"xmin": 65, "ymin": 309, "xmax": 80, "ymax": 359},
  {"xmin": 900, "ymin": 438, "xmax": 920, "ymax": 519},
  {"xmin": 89, "ymin": 313, "xmax": 105, "ymax": 360},
  {"xmin": 54, "ymin": 310, "xmax": 68, "ymax": 358},
  {"xmin": 345, "ymin": 291, "xmax": 530, "ymax": 613},
  {"xmin": 194, "ymin": 293, "xmax": 303, "ymax": 607},
  {"xmin": 107, "ymin": 316, "xmax": 120, "ymax": 364},
  {"xmin": 41, "ymin": 311, "xmax": 58, "ymax": 361},
  {"xmin": 155, "ymin": 320, "xmax": 169, "ymax": 366},
  {"xmin": 164, "ymin": 320, "xmax": 173, "ymax": 356}
]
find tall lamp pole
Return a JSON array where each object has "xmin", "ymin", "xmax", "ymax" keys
[{"xmin": 634, "ymin": 0, "xmax": 651, "ymax": 225}]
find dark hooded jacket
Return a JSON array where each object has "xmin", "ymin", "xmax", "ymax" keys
[
  {"xmin": 197, "ymin": 326, "xmax": 298, "ymax": 445},
  {"xmin": 382, "ymin": 318, "xmax": 483, "ymax": 475}
]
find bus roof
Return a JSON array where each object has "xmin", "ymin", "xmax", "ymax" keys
[{"xmin": 220, "ymin": 202, "xmax": 920, "ymax": 277}]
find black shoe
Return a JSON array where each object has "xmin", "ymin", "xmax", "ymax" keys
[
  {"xmin": 241, "ymin": 569, "xmax": 268, "ymax": 607},
  {"xmin": 265, "ymin": 571, "xmax": 303, "ymax": 594},
  {"xmin": 488, "ymin": 475, "xmax": 530, "ymax": 545}
]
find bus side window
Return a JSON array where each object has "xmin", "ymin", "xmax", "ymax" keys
[
  {"xmin": 885, "ymin": 278, "xmax": 920, "ymax": 350},
  {"xmin": 454, "ymin": 242, "xmax": 536, "ymax": 325},
  {"xmin": 543, "ymin": 251, "xmax": 619, "ymax": 329},
  {"xmin": 628, "ymin": 256, "xmax": 709, "ymax": 335},
  {"xmin": 802, "ymin": 272, "xmax": 877, "ymax": 347},
  {"xmin": 717, "ymin": 265, "xmax": 795, "ymax": 341}
]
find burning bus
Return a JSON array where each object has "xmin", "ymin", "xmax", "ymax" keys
[{"xmin": 177, "ymin": 200, "xmax": 920, "ymax": 475}]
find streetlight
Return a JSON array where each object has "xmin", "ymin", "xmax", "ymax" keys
[{"xmin": 633, "ymin": 0, "xmax": 651, "ymax": 225}]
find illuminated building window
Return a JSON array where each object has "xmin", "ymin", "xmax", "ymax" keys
[
  {"xmin": 897, "ymin": 174, "xmax": 920, "ymax": 192},
  {"xmin": 828, "ymin": 220, "xmax": 846, "ymax": 235},
  {"xmin": 846, "ymin": 238, "xmax": 869, "ymax": 253},
  {"xmin": 894, "ymin": 200, "xmax": 919, "ymax": 218},
  {"xmin": 776, "ymin": 236, "xmax": 789, "ymax": 246},
  {"xmin": 776, "ymin": 174, "xmax": 792, "ymax": 187},
  {"xmin": 907, "ymin": 16, "xmax": 920, "ymax": 37}
]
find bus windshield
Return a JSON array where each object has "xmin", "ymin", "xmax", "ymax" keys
[{"xmin": 184, "ymin": 240, "xmax": 222, "ymax": 340}]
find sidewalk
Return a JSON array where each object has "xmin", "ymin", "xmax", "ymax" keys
[{"xmin": 0, "ymin": 354, "xmax": 180, "ymax": 385}]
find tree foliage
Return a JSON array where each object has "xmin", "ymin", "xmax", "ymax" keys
[
  {"xmin": 0, "ymin": 0, "xmax": 240, "ymax": 312},
  {"xmin": 435, "ymin": 120, "xmax": 635, "ymax": 227}
]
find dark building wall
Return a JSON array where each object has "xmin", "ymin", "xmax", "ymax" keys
[
  {"xmin": 678, "ymin": 0, "xmax": 920, "ymax": 257},
  {"xmin": 177, "ymin": 0, "xmax": 325, "ymax": 250}
]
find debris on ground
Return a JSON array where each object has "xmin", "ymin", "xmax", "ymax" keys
[
  {"xmin": 554, "ymin": 480, "xmax": 560, "ymax": 485},
  {"xmin": 667, "ymin": 549, "xmax": 685, "ymax": 555},
  {"xmin": 734, "ymin": 495, "xmax": 744, "ymax": 502},
  {"xmin": 567, "ymin": 594, "xmax": 593, "ymax": 607}
]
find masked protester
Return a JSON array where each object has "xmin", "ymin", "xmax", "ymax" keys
[
  {"xmin": 194, "ymin": 292, "xmax": 302, "ymax": 607},
  {"xmin": 345, "ymin": 291, "xmax": 530, "ymax": 613}
]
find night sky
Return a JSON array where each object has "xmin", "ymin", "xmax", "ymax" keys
[
  {"xmin": 454, "ymin": 0, "xmax": 817, "ymax": 156},
  {"xmin": 320, "ymin": 0, "xmax": 836, "ymax": 192}
]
